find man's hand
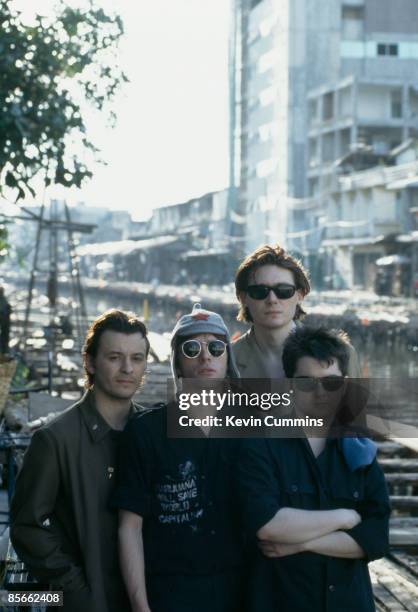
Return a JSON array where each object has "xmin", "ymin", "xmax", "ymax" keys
[
  {"xmin": 258, "ymin": 540, "xmax": 303, "ymax": 558},
  {"xmin": 339, "ymin": 509, "xmax": 362, "ymax": 530},
  {"xmin": 258, "ymin": 510, "xmax": 363, "ymax": 559},
  {"xmin": 259, "ymin": 530, "xmax": 365, "ymax": 560}
]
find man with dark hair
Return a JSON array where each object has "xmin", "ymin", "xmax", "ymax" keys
[
  {"xmin": 282, "ymin": 326, "xmax": 351, "ymax": 379},
  {"xmin": 113, "ymin": 304, "xmax": 245, "ymax": 612},
  {"xmin": 237, "ymin": 326, "xmax": 390, "ymax": 612},
  {"xmin": 11, "ymin": 309, "xmax": 150, "ymax": 612},
  {"xmin": 81, "ymin": 308, "xmax": 150, "ymax": 388},
  {"xmin": 232, "ymin": 244, "xmax": 360, "ymax": 378}
]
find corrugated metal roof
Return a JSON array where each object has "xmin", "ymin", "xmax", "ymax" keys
[
  {"xmin": 77, "ymin": 235, "xmax": 178, "ymax": 257},
  {"xmin": 322, "ymin": 235, "xmax": 385, "ymax": 247},
  {"xmin": 180, "ymin": 248, "xmax": 229, "ymax": 259},
  {"xmin": 386, "ymin": 176, "xmax": 418, "ymax": 190}
]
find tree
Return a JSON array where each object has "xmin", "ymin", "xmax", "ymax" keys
[{"xmin": 0, "ymin": 0, "xmax": 128, "ymax": 201}]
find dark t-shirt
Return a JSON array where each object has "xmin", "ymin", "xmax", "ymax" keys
[
  {"xmin": 113, "ymin": 404, "xmax": 245, "ymax": 576},
  {"xmin": 237, "ymin": 437, "xmax": 391, "ymax": 612}
]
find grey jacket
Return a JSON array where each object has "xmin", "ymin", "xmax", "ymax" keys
[{"xmin": 232, "ymin": 327, "xmax": 361, "ymax": 378}]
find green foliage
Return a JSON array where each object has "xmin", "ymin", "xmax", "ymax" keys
[{"xmin": 0, "ymin": 0, "xmax": 127, "ymax": 200}]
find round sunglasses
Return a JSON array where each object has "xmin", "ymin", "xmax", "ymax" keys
[
  {"xmin": 181, "ymin": 339, "xmax": 227, "ymax": 359},
  {"xmin": 247, "ymin": 283, "xmax": 296, "ymax": 300},
  {"xmin": 294, "ymin": 376, "xmax": 345, "ymax": 392}
]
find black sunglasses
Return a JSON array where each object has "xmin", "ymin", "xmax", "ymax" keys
[
  {"xmin": 294, "ymin": 377, "xmax": 345, "ymax": 392},
  {"xmin": 247, "ymin": 283, "xmax": 297, "ymax": 300},
  {"xmin": 181, "ymin": 339, "xmax": 227, "ymax": 359}
]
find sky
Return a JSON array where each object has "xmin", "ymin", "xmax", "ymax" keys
[{"xmin": 14, "ymin": 0, "xmax": 231, "ymax": 221}]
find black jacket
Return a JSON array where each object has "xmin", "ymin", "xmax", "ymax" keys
[{"xmin": 237, "ymin": 437, "xmax": 390, "ymax": 612}]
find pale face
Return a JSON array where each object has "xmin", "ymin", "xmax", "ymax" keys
[
  {"xmin": 177, "ymin": 333, "xmax": 228, "ymax": 380},
  {"xmin": 87, "ymin": 330, "xmax": 148, "ymax": 401},
  {"xmin": 241, "ymin": 264, "xmax": 303, "ymax": 331},
  {"xmin": 293, "ymin": 356, "xmax": 346, "ymax": 421}
]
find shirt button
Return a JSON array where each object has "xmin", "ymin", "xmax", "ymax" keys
[
  {"xmin": 92, "ymin": 424, "xmax": 98, "ymax": 431},
  {"xmin": 210, "ymin": 530, "xmax": 216, "ymax": 535},
  {"xmin": 329, "ymin": 585, "xmax": 335, "ymax": 592},
  {"xmin": 353, "ymin": 491, "xmax": 359, "ymax": 499},
  {"xmin": 291, "ymin": 484, "xmax": 298, "ymax": 492},
  {"xmin": 201, "ymin": 475, "xmax": 206, "ymax": 480}
]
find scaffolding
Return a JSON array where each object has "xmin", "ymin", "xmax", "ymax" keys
[{"xmin": 21, "ymin": 200, "xmax": 96, "ymax": 359}]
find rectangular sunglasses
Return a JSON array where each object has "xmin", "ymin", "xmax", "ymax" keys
[{"xmin": 247, "ymin": 283, "xmax": 296, "ymax": 300}]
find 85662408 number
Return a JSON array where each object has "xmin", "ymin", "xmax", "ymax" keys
[{"xmin": 0, "ymin": 590, "xmax": 63, "ymax": 606}]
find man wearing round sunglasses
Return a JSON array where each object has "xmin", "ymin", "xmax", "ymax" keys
[
  {"xmin": 237, "ymin": 326, "xmax": 390, "ymax": 612},
  {"xmin": 113, "ymin": 304, "xmax": 245, "ymax": 612},
  {"xmin": 233, "ymin": 244, "xmax": 360, "ymax": 379}
]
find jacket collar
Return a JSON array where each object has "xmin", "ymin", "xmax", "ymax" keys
[
  {"xmin": 236, "ymin": 325, "xmax": 296, "ymax": 377},
  {"xmin": 339, "ymin": 436, "xmax": 377, "ymax": 471},
  {"xmin": 79, "ymin": 388, "xmax": 140, "ymax": 443}
]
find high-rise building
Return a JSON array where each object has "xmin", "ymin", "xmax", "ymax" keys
[{"xmin": 229, "ymin": 0, "xmax": 418, "ymax": 255}]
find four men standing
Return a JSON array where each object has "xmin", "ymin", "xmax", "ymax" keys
[{"xmin": 9, "ymin": 244, "xmax": 390, "ymax": 611}]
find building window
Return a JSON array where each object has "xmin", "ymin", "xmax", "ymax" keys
[
  {"xmin": 332, "ymin": 195, "xmax": 342, "ymax": 221},
  {"xmin": 309, "ymin": 138, "xmax": 319, "ymax": 167},
  {"xmin": 309, "ymin": 99, "xmax": 318, "ymax": 124},
  {"xmin": 377, "ymin": 43, "xmax": 398, "ymax": 56},
  {"xmin": 323, "ymin": 92, "xmax": 334, "ymax": 121},
  {"xmin": 309, "ymin": 178, "xmax": 319, "ymax": 197},
  {"xmin": 391, "ymin": 89, "xmax": 402, "ymax": 119},
  {"xmin": 342, "ymin": 6, "xmax": 364, "ymax": 41}
]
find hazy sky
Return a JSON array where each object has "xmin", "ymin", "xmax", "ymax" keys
[
  {"xmin": 64, "ymin": 1, "xmax": 231, "ymax": 220},
  {"xmin": 10, "ymin": 0, "xmax": 231, "ymax": 221}
]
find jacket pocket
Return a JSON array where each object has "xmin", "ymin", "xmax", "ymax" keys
[
  {"xmin": 282, "ymin": 482, "xmax": 317, "ymax": 509},
  {"xmin": 328, "ymin": 480, "xmax": 365, "ymax": 509}
]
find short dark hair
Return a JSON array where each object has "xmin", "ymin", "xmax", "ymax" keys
[
  {"xmin": 82, "ymin": 309, "xmax": 150, "ymax": 388},
  {"xmin": 282, "ymin": 326, "xmax": 350, "ymax": 378},
  {"xmin": 235, "ymin": 244, "xmax": 310, "ymax": 322}
]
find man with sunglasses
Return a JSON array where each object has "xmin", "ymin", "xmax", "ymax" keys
[
  {"xmin": 233, "ymin": 244, "xmax": 360, "ymax": 378},
  {"xmin": 237, "ymin": 326, "xmax": 390, "ymax": 612},
  {"xmin": 113, "ymin": 304, "xmax": 246, "ymax": 612}
]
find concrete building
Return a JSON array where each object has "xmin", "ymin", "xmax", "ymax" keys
[
  {"xmin": 316, "ymin": 140, "xmax": 418, "ymax": 293},
  {"xmin": 229, "ymin": 0, "xmax": 418, "ymax": 255},
  {"xmin": 146, "ymin": 189, "xmax": 235, "ymax": 284},
  {"xmin": 307, "ymin": 77, "xmax": 418, "ymax": 198},
  {"xmin": 77, "ymin": 190, "xmax": 236, "ymax": 286},
  {"xmin": 68, "ymin": 204, "xmax": 133, "ymax": 244}
]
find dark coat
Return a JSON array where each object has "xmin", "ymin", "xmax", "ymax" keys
[
  {"xmin": 10, "ymin": 390, "xmax": 138, "ymax": 612},
  {"xmin": 237, "ymin": 437, "xmax": 390, "ymax": 612}
]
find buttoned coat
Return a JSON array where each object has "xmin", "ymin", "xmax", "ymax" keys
[{"xmin": 10, "ymin": 390, "xmax": 139, "ymax": 612}]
